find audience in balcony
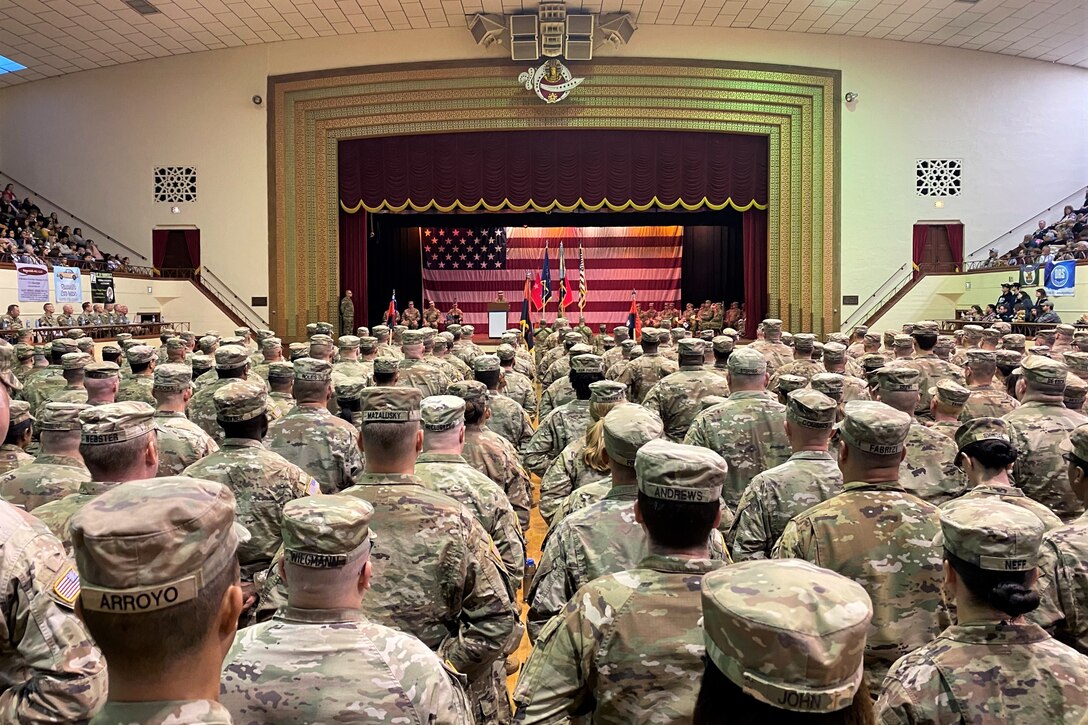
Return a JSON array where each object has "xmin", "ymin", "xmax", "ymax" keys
[
  {"xmin": 0, "ymin": 191, "xmax": 133, "ymax": 272},
  {"xmin": 979, "ymin": 196, "xmax": 1088, "ymax": 268}
]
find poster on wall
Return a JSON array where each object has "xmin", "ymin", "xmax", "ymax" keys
[
  {"xmin": 90, "ymin": 272, "xmax": 115, "ymax": 304},
  {"xmin": 1019, "ymin": 264, "xmax": 1040, "ymax": 288},
  {"xmin": 15, "ymin": 263, "xmax": 50, "ymax": 303},
  {"xmin": 54, "ymin": 266, "xmax": 82, "ymax": 304},
  {"xmin": 1046, "ymin": 259, "xmax": 1077, "ymax": 298}
]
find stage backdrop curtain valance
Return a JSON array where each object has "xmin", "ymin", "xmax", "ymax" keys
[{"xmin": 339, "ymin": 130, "xmax": 769, "ymax": 214}]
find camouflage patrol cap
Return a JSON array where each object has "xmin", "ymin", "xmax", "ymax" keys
[
  {"xmin": 701, "ymin": 395, "xmax": 729, "ymax": 410},
  {"xmin": 792, "ymin": 333, "xmax": 815, "ymax": 351},
  {"xmin": 305, "ymin": 323, "xmax": 318, "ymax": 337},
  {"xmin": 166, "ymin": 337, "xmax": 188, "ymax": 352},
  {"xmin": 1031, "ymin": 345, "xmax": 1052, "ymax": 358},
  {"xmin": 995, "ymin": 349, "xmax": 1022, "ymax": 368},
  {"xmin": 360, "ymin": 386, "xmax": 422, "ymax": 423},
  {"xmin": 197, "ymin": 336, "xmax": 219, "ymax": 353},
  {"xmin": 613, "ymin": 326, "xmax": 629, "ymax": 338},
  {"xmin": 966, "ymin": 350, "xmax": 997, "ymax": 366},
  {"xmin": 373, "ymin": 358, "xmax": 398, "ymax": 375},
  {"xmin": 214, "ymin": 345, "xmax": 249, "ymax": 370},
  {"xmin": 432, "ymin": 338, "xmax": 449, "ymax": 353},
  {"xmin": 258, "ymin": 337, "xmax": 282, "ymax": 354},
  {"xmin": 34, "ymin": 343, "xmax": 48, "ymax": 357},
  {"xmin": 641, "ymin": 328, "xmax": 669, "ymax": 345},
  {"xmin": 620, "ymin": 339, "xmax": 636, "ymax": 352},
  {"xmin": 892, "ymin": 334, "xmax": 914, "ymax": 350},
  {"xmin": 52, "ymin": 338, "xmax": 79, "ymax": 355},
  {"xmin": 700, "ymin": 559, "xmax": 872, "ymax": 714},
  {"xmin": 776, "ymin": 375, "xmax": 808, "ymax": 394},
  {"xmin": 315, "ymin": 322, "xmax": 334, "ymax": 336},
  {"xmin": 930, "ymin": 379, "xmax": 970, "ymax": 407},
  {"xmin": 568, "ymin": 343, "xmax": 593, "ymax": 358},
  {"xmin": 121, "ymin": 340, "xmax": 142, "ymax": 352},
  {"xmin": 570, "ymin": 354, "xmax": 604, "ymax": 374},
  {"xmin": 810, "ymin": 373, "xmax": 845, "ymax": 401},
  {"xmin": 629, "ymin": 345, "xmax": 644, "ymax": 359},
  {"xmin": 837, "ymin": 400, "xmax": 911, "ymax": 455},
  {"xmin": 882, "ymin": 330, "xmax": 896, "ymax": 346},
  {"xmin": 762, "ymin": 319, "xmax": 783, "ymax": 332},
  {"xmin": 178, "ymin": 331, "xmax": 196, "ymax": 343},
  {"xmin": 496, "ymin": 344, "xmax": 516, "ymax": 362},
  {"xmin": 589, "ymin": 380, "xmax": 627, "ymax": 404},
  {"xmin": 603, "ymin": 336, "xmax": 615, "ymax": 348},
  {"xmin": 294, "ymin": 358, "xmax": 333, "ymax": 382},
  {"xmin": 256, "ymin": 329, "xmax": 275, "ymax": 341},
  {"xmin": 233, "ymin": 327, "xmax": 250, "ymax": 338},
  {"xmin": 1063, "ymin": 352, "xmax": 1088, "ymax": 374},
  {"xmin": 221, "ymin": 337, "xmax": 246, "ymax": 348},
  {"xmin": 420, "ymin": 395, "xmax": 465, "ymax": 431},
  {"xmin": 473, "ymin": 355, "xmax": 500, "ymax": 373},
  {"xmin": 1037, "ymin": 329, "xmax": 1058, "ymax": 344},
  {"xmin": 602, "ymin": 403, "xmax": 663, "ymax": 466},
  {"xmin": 678, "ymin": 338, "xmax": 705, "ymax": 357},
  {"xmin": 874, "ymin": 367, "xmax": 921, "ymax": 392},
  {"xmin": 721, "ymin": 328, "xmax": 739, "ymax": 340},
  {"xmin": 991, "ymin": 322, "xmax": 1012, "ymax": 335},
  {"xmin": 372, "ymin": 324, "xmax": 390, "ymax": 338},
  {"xmin": 935, "ymin": 335, "xmax": 955, "ymax": 351},
  {"xmin": 1064, "ymin": 373, "xmax": 1088, "ymax": 404},
  {"xmin": 693, "ymin": 329, "xmax": 708, "ymax": 342},
  {"xmin": 461, "ymin": 325, "xmax": 475, "ymax": 336},
  {"xmin": 826, "ymin": 333, "xmax": 849, "ymax": 345},
  {"xmin": 445, "ymin": 324, "xmax": 462, "ymax": 336},
  {"xmin": 781, "ymin": 332, "xmax": 794, "ymax": 346},
  {"xmin": 213, "ymin": 380, "xmax": 268, "ymax": 423},
  {"xmin": 38, "ymin": 402, "xmax": 89, "ymax": 431},
  {"xmin": 357, "ymin": 336, "xmax": 378, "ymax": 353},
  {"xmin": 447, "ymin": 380, "xmax": 488, "ymax": 403},
  {"xmin": 941, "ymin": 498, "xmax": 1043, "ymax": 572},
  {"xmin": 13, "ymin": 343, "xmax": 34, "ymax": 361},
  {"xmin": 955, "ymin": 417, "xmax": 1011, "ymax": 450},
  {"xmin": 786, "ymin": 389, "xmax": 837, "ymax": 429},
  {"xmin": 76, "ymin": 338, "xmax": 94, "ymax": 353},
  {"xmin": 282, "ymin": 495, "xmax": 374, "ymax": 569},
  {"xmin": 1058, "ymin": 324, "xmax": 1076, "ymax": 336},
  {"xmin": 506, "ymin": 328, "xmax": 523, "ymax": 338},
  {"xmin": 712, "ymin": 336, "xmax": 734, "ymax": 354},
  {"xmin": 125, "ymin": 345, "xmax": 156, "ymax": 365},
  {"xmin": 554, "ymin": 318, "xmax": 570, "ymax": 329},
  {"xmin": 859, "ymin": 353, "xmax": 887, "ymax": 372},
  {"xmin": 355, "ymin": 327, "xmax": 370, "ymax": 338},
  {"xmin": 9, "ymin": 400, "xmax": 32, "ymax": 426},
  {"xmin": 1001, "ymin": 334, "xmax": 1027, "ymax": 351},
  {"xmin": 902, "ymin": 323, "xmax": 915, "ymax": 335},
  {"xmin": 401, "ymin": 330, "xmax": 425, "ymax": 347},
  {"xmin": 981, "ymin": 327, "xmax": 1001, "ymax": 342},
  {"xmin": 635, "ymin": 439, "xmax": 727, "ymax": 504},
  {"xmin": 863, "ymin": 332, "xmax": 881, "ymax": 344},
  {"xmin": 822, "ymin": 342, "xmax": 847, "ymax": 363},
  {"xmin": 963, "ymin": 324, "xmax": 984, "ymax": 340},
  {"xmin": 267, "ymin": 361, "xmax": 294, "ymax": 381},
  {"xmin": 1061, "ymin": 424, "xmax": 1088, "ymax": 462},
  {"xmin": 308, "ymin": 334, "xmax": 334, "ymax": 349},
  {"xmin": 333, "ymin": 379, "xmax": 366, "ymax": 403},
  {"xmin": 61, "ymin": 352, "xmax": 91, "ymax": 371},
  {"xmin": 191, "ymin": 354, "xmax": 213, "ymax": 374},
  {"xmin": 117, "ymin": 333, "xmax": 135, "ymax": 343},
  {"xmin": 562, "ymin": 332, "xmax": 583, "ymax": 347},
  {"xmin": 80, "ymin": 401, "xmax": 156, "ymax": 445},
  {"xmin": 153, "ymin": 363, "xmax": 193, "ymax": 392},
  {"xmin": 71, "ymin": 477, "xmax": 249, "ymax": 614},
  {"xmin": 1018, "ymin": 355, "xmax": 1067, "ymax": 391},
  {"xmin": 728, "ymin": 347, "xmax": 767, "ymax": 376}
]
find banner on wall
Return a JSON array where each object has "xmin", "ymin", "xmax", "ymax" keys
[
  {"xmin": 1019, "ymin": 265, "xmax": 1040, "ymax": 288},
  {"xmin": 53, "ymin": 266, "xmax": 82, "ymax": 304},
  {"xmin": 1046, "ymin": 259, "xmax": 1077, "ymax": 297},
  {"xmin": 90, "ymin": 272, "xmax": 115, "ymax": 304},
  {"xmin": 15, "ymin": 263, "xmax": 50, "ymax": 303}
]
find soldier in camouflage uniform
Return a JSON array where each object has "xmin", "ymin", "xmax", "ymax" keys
[
  {"xmin": 767, "ymin": 333, "xmax": 823, "ymax": 389},
  {"xmin": 601, "ymin": 326, "xmax": 629, "ymax": 371},
  {"xmin": 538, "ymin": 343, "xmax": 594, "ymax": 420},
  {"xmin": 251, "ymin": 337, "xmax": 285, "ymax": 381},
  {"xmin": 452, "ymin": 380, "xmax": 533, "ymax": 530},
  {"xmin": 451, "ymin": 324, "xmax": 483, "ymax": 366},
  {"xmin": 183, "ymin": 380, "xmax": 319, "ymax": 584},
  {"xmin": 886, "ymin": 321, "xmax": 966, "ymax": 420},
  {"xmin": 34, "ymin": 402, "xmax": 162, "ymax": 550},
  {"xmin": 684, "ymin": 347, "xmax": 792, "ymax": 509},
  {"xmin": 515, "ymin": 439, "xmax": 729, "ymax": 723},
  {"xmin": 331, "ymin": 335, "xmax": 371, "ymax": 384},
  {"xmin": 416, "ymin": 395, "xmax": 525, "ymax": 595},
  {"xmin": 497, "ymin": 344, "xmax": 537, "ymax": 419},
  {"xmin": 473, "ymin": 354, "xmax": 533, "ymax": 451},
  {"xmin": 925, "ymin": 378, "xmax": 971, "ymax": 439},
  {"xmin": 266, "ymin": 359, "xmax": 363, "ymax": 493},
  {"xmin": 334, "ymin": 387, "xmax": 518, "ymax": 724},
  {"xmin": 950, "ymin": 324, "xmax": 984, "ymax": 366},
  {"xmin": 618, "ymin": 328, "xmax": 678, "ymax": 404},
  {"xmin": 395, "ymin": 329, "xmax": 450, "ymax": 398},
  {"xmin": 0, "ymin": 495, "xmax": 107, "ymax": 721},
  {"xmin": 871, "ymin": 367, "xmax": 965, "ymax": 505},
  {"xmin": 266, "ymin": 361, "xmax": 296, "ymax": 419},
  {"xmin": 71, "ymin": 477, "xmax": 245, "ymax": 725},
  {"xmin": 43, "ymin": 352, "xmax": 91, "ymax": 408},
  {"xmin": 747, "ymin": 318, "xmax": 793, "ymax": 372},
  {"xmin": 221, "ymin": 495, "xmax": 472, "ymax": 724},
  {"xmin": 642, "ymin": 338, "xmax": 731, "ymax": 442},
  {"xmin": 538, "ymin": 381, "xmax": 626, "ymax": 526},
  {"xmin": 774, "ymin": 373, "xmax": 808, "ymax": 403},
  {"xmin": 22, "ymin": 338, "xmax": 77, "ymax": 419},
  {"xmin": 187, "ymin": 345, "xmax": 253, "ymax": 443},
  {"xmin": 372, "ymin": 325, "xmax": 401, "ymax": 360},
  {"xmin": 421, "ymin": 330, "xmax": 464, "ymax": 384},
  {"xmin": 528, "ymin": 435, "xmax": 728, "ymax": 641},
  {"xmin": 878, "ymin": 499, "xmax": 1088, "ymax": 723},
  {"xmin": 152, "ymin": 364, "xmax": 218, "ymax": 476},
  {"xmin": 540, "ymin": 333, "xmax": 581, "ymax": 387},
  {"xmin": 962, "ymin": 349, "xmax": 1020, "ymax": 419},
  {"xmin": 819, "ymin": 342, "xmax": 871, "ymax": 401},
  {"xmin": 773, "ymin": 400, "xmax": 948, "ymax": 697},
  {"xmin": 696, "ymin": 559, "xmax": 873, "ymax": 719},
  {"xmin": 12, "ymin": 344, "xmax": 34, "ymax": 386},
  {"xmin": 1004, "ymin": 355, "xmax": 1088, "ymax": 521},
  {"xmin": 1035, "ymin": 424, "xmax": 1088, "ymax": 654},
  {"xmin": 947, "ymin": 417, "xmax": 1061, "ymax": 530},
  {"xmin": 523, "ymin": 354, "xmax": 604, "ymax": 477},
  {"xmin": 0, "ymin": 403, "xmax": 89, "ymax": 511},
  {"xmin": 435, "ymin": 334, "xmax": 473, "ymax": 381},
  {"xmin": 1066, "ymin": 373, "xmax": 1088, "ymax": 412},
  {"xmin": 0, "ymin": 401, "xmax": 34, "ymax": 475},
  {"xmin": 728, "ymin": 389, "xmax": 843, "ymax": 561},
  {"xmin": 114, "ymin": 345, "xmax": 157, "ymax": 406}
]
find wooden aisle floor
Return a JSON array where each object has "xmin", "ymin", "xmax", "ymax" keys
[{"xmin": 507, "ymin": 474, "xmax": 547, "ymax": 697}]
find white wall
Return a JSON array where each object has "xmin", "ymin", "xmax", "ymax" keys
[{"xmin": 0, "ymin": 26, "xmax": 1086, "ymax": 331}]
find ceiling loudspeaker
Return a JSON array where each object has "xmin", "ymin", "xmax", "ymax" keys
[
  {"xmin": 509, "ymin": 14, "xmax": 540, "ymax": 61},
  {"xmin": 565, "ymin": 14, "xmax": 593, "ymax": 60},
  {"xmin": 469, "ymin": 13, "xmax": 507, "ymax": 47},
  {"xmin": 596, "ymin": 13, "xmax": 636, "ymax": 46}
]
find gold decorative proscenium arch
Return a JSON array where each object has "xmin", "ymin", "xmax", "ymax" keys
[{"xmin": 268, "ymin": 58, "xmax": 840, "ymax": 338}]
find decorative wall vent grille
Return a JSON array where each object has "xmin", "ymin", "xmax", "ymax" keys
[
  {"xmin": 916, "ymin": 159, "xmax": 962, "ymax": 197},
  {"xmin": 154, "ymin": 166, "xmax": 197, "ymax": 203}
]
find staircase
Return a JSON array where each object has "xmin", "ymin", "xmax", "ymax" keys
[{"xmin": 841, "ymin": 263, "xmax": 916, "ymax": 331}]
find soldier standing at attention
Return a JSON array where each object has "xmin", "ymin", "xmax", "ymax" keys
[
  {"xmin": 0, "ymin": 402, "xmax": 89, "ymax": 511},
  {"xmin": 684, "ymin": 347, "xmax": 791, "ymax": 510},
  {"xmin": 0, "ymin": 401, "xmax": 34, "ymax": 475},
  {"xmin": 925, "ymin": 378, "xmax": 971, "ymax": 440},
  {"xmin": 878, "ymin": 499, "xmax": 1088, "ymax": 723},
  {"xmin": 396, "ymin": 330, "xmax": 450, "ymax": 398},
  {"xmin": 523, "ymin": 354, "xmax": 605, "ymax": 477},
  {"xmin": 642, "ymin": 338, "xmax": 730, "ymax": 442},
  {"xmin": 728, "ymin": 388, "xmax": 843, "ymax": 561},
  {"xmin": 338, "ymin": 387, "xmax": 518, "ymax": 724},
  {"xmin": 618, "ymin": 328, "xmax": 678, "ymax": 404},
  {"xmin": 266, "ymin": 362, "xmax": 296, "ymax": 419},
  {"xmin": 474, "ymin": 354, "xmax": 533, "ymax": 452},
  {"xmin": 886, "ymin": 320, "xmax": 965, "ymax": 420},
  {"xmin": 496, "ymin": 344, "xmax": 537, "ymax": 419},
  {"xmin": 71, "ymin": 478, "xmax": 244, "ymax": 724},
  {"xmin": 187, "ymin": 346, "xmax": 253, "ymax": 443},
  {"xmin": 114, "ymin": 345, "xmax": 157, "ymax": 406},
  {"xmin": 515, "ymin": 439, "xmax": 729, "ymax": 723},
  {"xmin": 220, "ymin": 496, "xmax": 473, "ymax": 724},
  {"xmin": 84, "ymin": 361, "xmax": 120, "ymax": 405},
  {"xmin": 747, "ymin": 318, "xmax": 793, "ymax": 372},
  {"xmin": 152, "ymin": 363, "xmax": 219, "ymax": 476},
  {"xmin": 773, "ymin": 400, "xmax": 948, "ymax": 697},
  {"xmin": 339, "ymin": 289, "xmax": 354, "ymax": 337},
  {"xmin": 961, "ymin": 349, "xmax": 1020, "ymax": 419},
  {"xmin": 265, "ymin": 359, "xmax": 363, "ymax": 493}
]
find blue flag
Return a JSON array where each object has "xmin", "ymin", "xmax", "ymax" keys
[
  {"xmin": 1046, "ymin": 259, "xmax": 1076, "ymax": 297},
  {"xmin": 540, "ymin": 242, "xmax": 552, "ymax": 308}
]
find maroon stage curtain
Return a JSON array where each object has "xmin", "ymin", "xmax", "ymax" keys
[
  {"xmin": 152, "ymin": 229, "xmax": 167, "ymax": 270},
  {"xmin": 912, "ymin": 225, "xmax": 929, "ymax": 278},
  {"xmin": 339, "ymin": 209, "xmax": 368, "ymax": 325},
  {"xmin": 945, "ymin": 223, "xmax": 964, "ymax": 272},
  {"xmin": 339, "ymin": 130, "xmax": 768, "ymax": 213},
  {"xmin": 742, "ymin": 208, "xmax": 767, "ymax": 340},
  {"xmin": 182, "ymin": 229, "xmax": 200, "ymax": 271}
]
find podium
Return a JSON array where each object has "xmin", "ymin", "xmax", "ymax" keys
[{"xmin": 487, "ymin": 301, "xmax": 509, "ymax": 339}]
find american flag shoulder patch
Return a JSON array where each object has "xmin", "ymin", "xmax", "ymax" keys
[
  {"xmin": 52, "ymin": 565, "xmax": 81, "ymax": 607},
  {"xmin": 306, "ymin": 478, "xmax": 321, "ymax": 495}
]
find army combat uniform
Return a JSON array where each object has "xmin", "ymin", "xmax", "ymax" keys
[{"xmin": 641, "ymin": 339, "xmax": 731, "ymax": 442}]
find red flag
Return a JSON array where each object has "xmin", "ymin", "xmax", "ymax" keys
[
  {"xmin": 530, "ymin": 271, "xmax": 544, "ymax": 311},
  {"xmin": 627, "ymin": 291, "xmax": 642, "ymax": 340},
  {"xmin": 385, "ymin": 291, "xmax": 397, "ymax": 327},
  {"xmin": 557, "ymin": 242, "xmax": 575, "ymax": 312}
]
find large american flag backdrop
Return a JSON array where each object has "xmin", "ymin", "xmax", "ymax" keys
[{"xmin": 421, "ymin": 226, "xmax": 682, "ymax": 328}]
